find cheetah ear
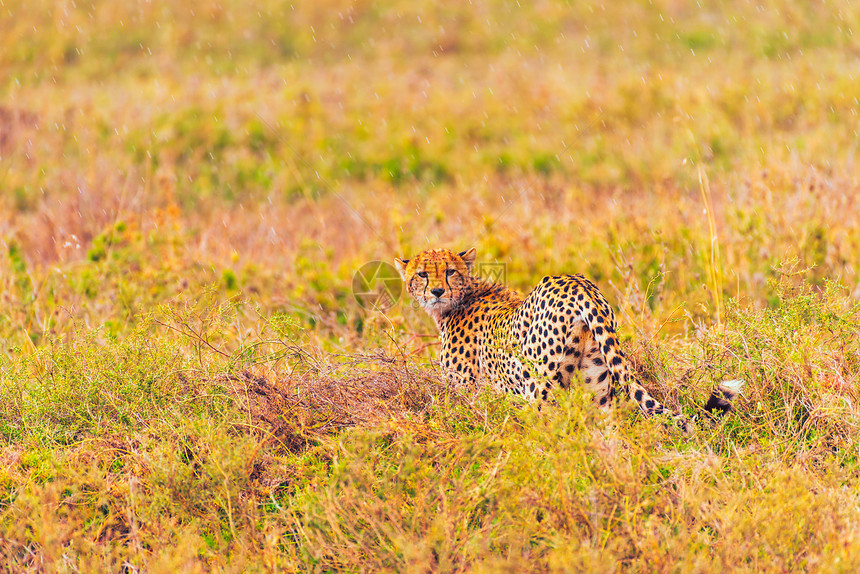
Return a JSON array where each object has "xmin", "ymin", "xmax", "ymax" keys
[
  {"xmin": 394, "ymin": 258, "xmax": 409, "ymax": 280},
  {"xmin": 458, "ymin": 248, "xmax": 477, "ymax": 272}
]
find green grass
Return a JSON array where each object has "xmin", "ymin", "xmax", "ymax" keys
[{"xmin": 2, "ymin": 0, "xmax": 860, "ymax": 570}]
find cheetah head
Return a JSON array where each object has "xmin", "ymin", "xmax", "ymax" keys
[{"xmin": 394, "ymin": 248, "xmax": 477, "ymax": 321}]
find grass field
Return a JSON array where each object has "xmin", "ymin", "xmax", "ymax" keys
[{"xmin": 2, "ymin": 0, "xmax": 860, "ymax": 571}]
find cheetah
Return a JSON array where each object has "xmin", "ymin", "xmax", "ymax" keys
[{"xmin": 395, "ymin": 247, "xmax": 740, "ymax": 428}]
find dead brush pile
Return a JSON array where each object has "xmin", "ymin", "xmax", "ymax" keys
[{"xmin": 221, "ymin": 352, "xmax": 464, "ymax": 453}]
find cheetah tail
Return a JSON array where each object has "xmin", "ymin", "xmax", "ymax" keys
[{"xmin": 704, "ymin": 379, "xmax": 744, "ymax": 414}]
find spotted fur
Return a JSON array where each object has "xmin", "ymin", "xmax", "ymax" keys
[{"xmin": 395, "ymin": 248, "xmax": 740, "ymax": 428}]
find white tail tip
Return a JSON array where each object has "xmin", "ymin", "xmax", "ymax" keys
[{"xmin": 719, "ymin": 379, "xmax": 745, "ymax": 396}]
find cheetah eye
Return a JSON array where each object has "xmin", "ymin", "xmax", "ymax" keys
[
  {"xmin": 416, "ymin": 271, "xmax": 428, "ymax": 279},
  {"xmin": 445, "ymin": 269, "xmax": 456, "ymax": 276}
]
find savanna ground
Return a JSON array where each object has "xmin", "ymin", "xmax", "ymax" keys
[{"xmin": 2, "ymin": 0, "xmax": 860, "ymax": 571}]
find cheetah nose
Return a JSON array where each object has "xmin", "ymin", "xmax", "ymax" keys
[{"xmin": 430, "ymin": 288, "xmax": 445, "ymax": 297}]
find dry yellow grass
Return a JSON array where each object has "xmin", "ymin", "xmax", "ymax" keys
[{"xmin": 2, "ymin": 0, "xmax": 860, "ymax": 571}]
